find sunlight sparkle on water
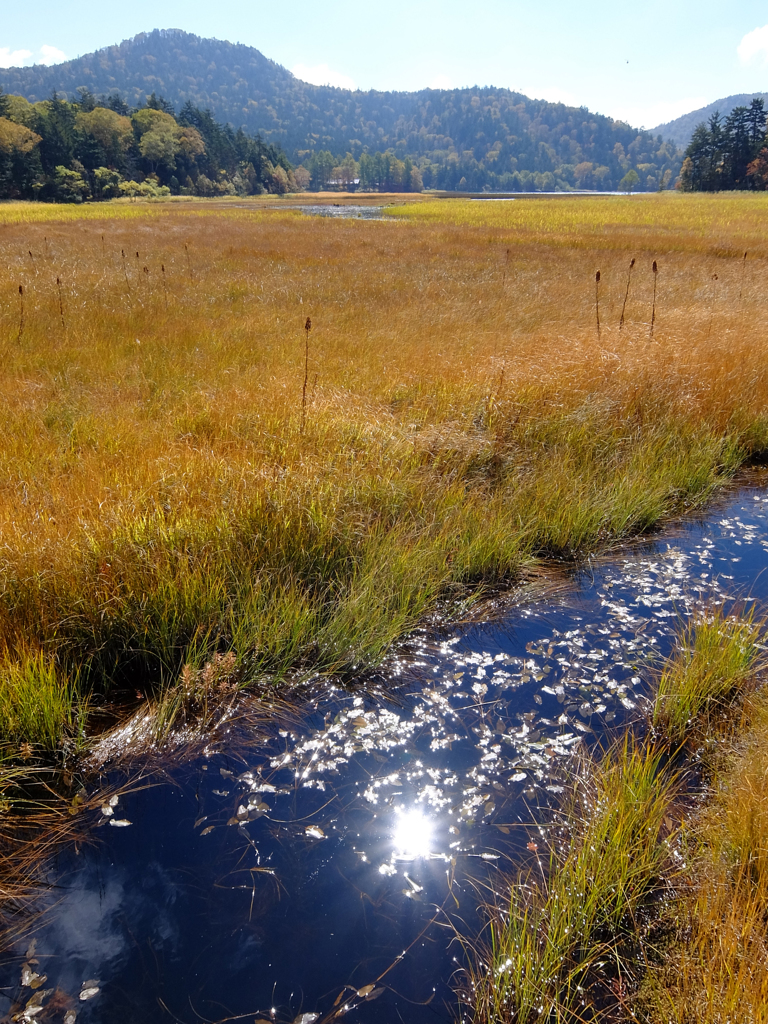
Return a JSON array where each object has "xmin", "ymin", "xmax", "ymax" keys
[{"xmin": 392, "ymin": 807, "xmax": 433, "ymax": 859}]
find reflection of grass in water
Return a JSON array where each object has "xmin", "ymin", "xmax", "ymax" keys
[
  {"xmin": 0, "ymin": 196, "xmax": 767, "ymax": 752},
  {"xmin": 0, "ymin": 766, "xmax": 155, "ymax": 950},
  {"xmin": 466, "ymin": 610, "xmax": 768, "ymax": 1022}
]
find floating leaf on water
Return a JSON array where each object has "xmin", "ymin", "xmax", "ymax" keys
[
  {"xmin": 20, "ymin": 964, "xmax": 44, "ymax": 987},
  {"xmin": 219, "ymin": 768, "xmax": 234, "ymax": 779},
  {"xmin": 510, "ymin": 772, "xmax": 527, "ymax": 783},
  {"xmin": 356, "ymin": 984, "xmax": 375, "ymax": 998},
  {"xmin": 100, "ymin": 804, "xmax": 114, "ymax": 817},
  {"xmin": 24, "ymin": 988, "xmax": 53, "ymax": 1011},
  {"xmin": 403, "ymin": 873, "xmax": 423, "ymax": 892},
  {"xmin": 79, "ymin": 986, "xmax": 100, "ymax": 1001},
  {"xmin": 496, "ymin": 825, "xmax": 510, "ymax": 834},
  {"xmin": 64, "ymin": 1012, "xmax": 77, "ymax": 1024},
  {"xmin": 480, "ymin": 853, "xmax": 500, "ymax": 860},
  {"xmin": 109, "ymin": 819, "xmax": 132, "ymax": 827},
  {"xmin": 28, "ymin": 975, "xmax": 47, "ymax": 991},
  {"xmin": 527, "ymin": 841, "xmax": 538, "ymax": 852},
  {"xmin": 212, "ymin": 789, "xmax": 230, "ymax": 797},
  {"xmin": 351, "ymin": 717, "xmax": 367, "ymax": 728},
  {"xmin": 483, "ymin": 801, "xmax": 495, "ymax": 816},
  {"xmin": 305, "ymin": 825, "xmax": 325, "ymax": 839},
  {"xmin": 236, "ymin": 805, "xmax": 249, "ymax": 820},
  {"xmin": 200, "ymin": 826, "xmax": 216, "ymax": 836},
  {"xmin": 25, "ymin": 940, "xmax": 37, "ymax": 960},
  {"xmin": 293, "ymin": 1014, "xmax": 319, "ymax": 1024},
  {"xmin": 194, "ymin": 816, "xmax": 207, "ymax": 828},
  {"xmin": 108, "ymin": 795, "xmax": 119, "ymax": 807},
  {"xmin": 366, "ymin": 988, "xmax": 385, "ymax": 1001}
]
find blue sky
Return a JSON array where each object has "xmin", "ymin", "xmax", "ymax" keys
[{"xmin": 2, "ymin": 0, "xmax": 767, "ymax": 129}]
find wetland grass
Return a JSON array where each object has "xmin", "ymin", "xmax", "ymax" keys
[{"xmin": 0, "ymin": 195, "xmax": 766, "ymax": 756}]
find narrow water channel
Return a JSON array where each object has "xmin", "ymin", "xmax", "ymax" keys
[{"xmin": 3, "ymin": 473, "xmax": 768, "ymax": 1024}]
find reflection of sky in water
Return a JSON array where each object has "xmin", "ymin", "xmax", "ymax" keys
[{"xmin": 3, "ymin": 477, "xmax": 768, "ymax": 1024}]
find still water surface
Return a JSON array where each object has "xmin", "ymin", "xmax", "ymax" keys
[{"xmin": 4, "ymin": 475, "xmax": 768, "ymax": 1024}]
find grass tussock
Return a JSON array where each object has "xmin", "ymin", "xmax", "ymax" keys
[
  {"xmin": 467, "ymin": 742, "xmax": 674, "ymax": 1023},
  {"xmin": 0, "ymin": 651, "xmax": 83, "ymax": 751},
  {"xmin": 0, "ymin": 195, "xmax": 767, "ymax": 748},
  {"xmin": 653, "ymin": 610, "xmax": 765, "ymax": 744},
  {"xmin": 466, "ymin": 610, "xmax": 768, "ymax": 1023}
]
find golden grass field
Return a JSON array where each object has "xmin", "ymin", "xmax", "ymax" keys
[
  {"xmin": 0, "ymin": 191, "xmax": 767, "ymax": 751},
  {"xmin": 1, "ymin": 191, "xmax": 768, "ymax": 1019}
]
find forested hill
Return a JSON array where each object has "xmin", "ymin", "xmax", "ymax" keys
[{"xmin": 0, "ymin": 28, "xmax": 681, "ymax": 191}]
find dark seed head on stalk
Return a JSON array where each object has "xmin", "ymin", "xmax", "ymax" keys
[
  {"xmin": 595, "ymin": 270, "xmax": 601, "ymax": 283},
  {"xmin": 650, "ymin": 260, "xmax": 659, "ymax": 337},
  {"xmin": 630, "ymin": 258, "xmax": 635, "ymax": 269},
  {"xmin": 305, "ymin": 317, "xmax": 312, "ymax": 333}
]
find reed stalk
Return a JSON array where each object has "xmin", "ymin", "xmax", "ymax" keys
[
  {"xmin": 619, "ymin": 257, "xmax": 635, "ymax": 329},
  {"xmin": 56, "ymin": 276, "xmax": 65, "ymax": 331},
  {"xmin": 301, "ymin": 316, "xmax": 312, "ymax": 434},
  {"xmin": 16, "ymin": 284, "xmax": 23, "ymax": 342},
  {"xmin": 595, "ymin": 269, "xmax": 601, "ymax": 338},
  {"xmin": 650, "ymin": 259, "xmax": 658, "ymax": 337}
]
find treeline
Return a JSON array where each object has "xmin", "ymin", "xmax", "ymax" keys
[
  {"xmin": 680, "ymin": 98, "xmax": 768, "ymax": 191},
  {"xmin": 0, "ymin": 88, "xmax": 298, "ymax": 202}
]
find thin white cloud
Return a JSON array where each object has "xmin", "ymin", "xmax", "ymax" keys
[
  {"xmin": 738, "ymin": 24, "xmax": 768, "ymax": 64},
  {"xmin": 0, "ymin": 47, "xmax": 33, "ymax": 68},
  {"xmin": 429, "ymin": 74, "xmax": 452, "ymax": 90},
  {"xmin": 292, "ymin": 63, "xmax": 356, "ymax": 90},
  {"xmin": 0, "ymin": 44, "xmax": 67, "ymax": 68},
  {"xmin": 39, "ymin": 44, "xmax": 68, "ymax": 66}
]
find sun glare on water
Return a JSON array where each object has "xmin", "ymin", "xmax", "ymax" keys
[{"xmin": 392, "ymin": 808, "xmax": 433, "ymax": 860}]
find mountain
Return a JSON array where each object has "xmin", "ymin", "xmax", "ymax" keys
[
  {"xmin": 0, "ymin": 29, "xmax": 682, "ymax": 192},
  {"xmin": 654, "ymin": 93, "xmax": 768, "ymax": 150}
]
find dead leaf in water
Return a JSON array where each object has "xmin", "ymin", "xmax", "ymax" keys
[
  {"xmin": 109, "ymin": 819, "xmax": 131, "ymax": 827},
  {"xmin": 356, "ymin": 985, "xmax": 375, "ymax": 998},
  {"xmin": 200, "ymin": 826, "xmax": 216, "ymax": 836},
  {"xmin": 305, "ymin": 825, "xmax": 325, "ymax": 839},
  {"xmin": 79, "ymin": 980, "xmax": 100, "ymax": 1001},
  {"xmin": 293, "ymin": 1014, "xmax": 319, "ymax": 1024}
]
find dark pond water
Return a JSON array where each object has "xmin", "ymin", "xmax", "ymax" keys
[
  {"xmin": 277, "ymin": 204, "xmax": 385, "ymax": 220},
  {"xmin": 4, "ymin": 474, "xmax": 768, "ymax": 1024}
]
